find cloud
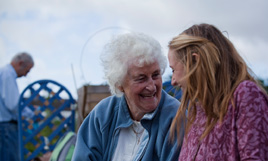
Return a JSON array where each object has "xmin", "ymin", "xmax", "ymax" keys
[
  {"xmin": 0, "ymin": 37, "xmax": 7, "ymax": 65},
  {"xmin": 1, "ymin": 0, "xmax": 268, "ymax": 99},
  {"xmin": 231, "ymin": 36, "xmax": 268, "ymax": 79}
]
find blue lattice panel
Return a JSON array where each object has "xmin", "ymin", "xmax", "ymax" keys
[{"xmin": 18, "ymin": 80, "xmax": 76, "ymax": 161}]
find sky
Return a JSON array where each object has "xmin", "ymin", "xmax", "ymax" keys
[{"xmin": 1, "ymin": 0, "xmax": 268, "ymax": 99}]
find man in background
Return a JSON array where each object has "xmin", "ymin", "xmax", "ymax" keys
[{"xmin": 0, "ymin": 52, "xmax": 34, "ymax": 161}]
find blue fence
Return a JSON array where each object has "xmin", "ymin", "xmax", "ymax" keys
[{"xmin": 18, "ymin": 80, "xmax": 76, "ymax": 161}]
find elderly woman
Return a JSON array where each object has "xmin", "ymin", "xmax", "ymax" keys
[{"xmin": 72, "ymin": 32, "xmax": 181, "ymax": 161}]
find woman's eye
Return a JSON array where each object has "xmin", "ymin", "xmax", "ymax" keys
[
  {"xmin": 136, "ymin": 77, "xmax": 145, "ymax": 82},
  {"xmin": 152, "ymin": 73, "xmax": 160, "ymax": 78}
]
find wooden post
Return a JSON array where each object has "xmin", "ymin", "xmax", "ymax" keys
[{"xmin": 77, "ymin": 85, "xmax": 111, "ymax": 129}]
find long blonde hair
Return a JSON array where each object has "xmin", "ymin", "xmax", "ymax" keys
[{"xmin": 169, "ymin": 23, "xmax": 257, "ymax": 144}]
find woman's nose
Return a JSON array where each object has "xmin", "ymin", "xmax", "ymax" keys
[{"xmin": 146, "ymin": 79, "xmax": 156, "ymax": 91}]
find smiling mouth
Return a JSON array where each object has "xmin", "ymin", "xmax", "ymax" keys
[{"xmin": 140, "ymin": 93, "xmax": 156, "ymax": 98}]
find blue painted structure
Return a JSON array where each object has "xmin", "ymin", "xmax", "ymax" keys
[
  {"xmin": 162, "ymin": 81, "xmax": 182, "ymax": 100},
  {"xmin": 18, "ymin": 80, "xmax": 76, "ymax": 161}
]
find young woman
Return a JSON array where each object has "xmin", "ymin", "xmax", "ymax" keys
[{"xmin": 168, "ymin": 23, "xmax": 268, "ymax": 160}]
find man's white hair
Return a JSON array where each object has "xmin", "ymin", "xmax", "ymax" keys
[{"xmin": 11, "ymin": 52, "xmax": 34, "ymax": 66}]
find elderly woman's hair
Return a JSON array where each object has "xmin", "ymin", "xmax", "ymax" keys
[
  {"xmin": 11, "ymin": 52, "xmax": 34, "ymax": 66},
  {"xmin": 101, "ymin": 32, "xmax": 167, "ymax": 96}
]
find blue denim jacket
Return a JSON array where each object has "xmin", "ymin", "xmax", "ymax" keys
[{"xmin": 72, "ymin": 90, "xmax": 181, "ymax": 161}]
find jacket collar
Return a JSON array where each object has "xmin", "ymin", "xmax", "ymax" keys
[{"xmin": 116, "ymin": 89, "xmax": 166, "ymax": 129}]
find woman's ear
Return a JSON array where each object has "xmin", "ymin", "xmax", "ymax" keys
[
  {"xmin": 192, "ymin": 53, "xmax": 199, "ymax": 62},
  {"xmin": 118, "ymin": 86, "xmax": 124, "ymax": 92}
]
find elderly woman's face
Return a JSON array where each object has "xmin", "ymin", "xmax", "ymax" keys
[{"xmin": 120, "ymin": 61, "xmax": 162, "ymax": 121}]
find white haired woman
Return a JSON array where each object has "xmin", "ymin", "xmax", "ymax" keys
[{"xmin": 72, "ymin": 32, "xmax": 181, "ymax": 161}]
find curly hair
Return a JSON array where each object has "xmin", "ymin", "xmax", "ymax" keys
[{"xmin": 100, "ymin": 32, "xmax": 167, "ymax": 96}]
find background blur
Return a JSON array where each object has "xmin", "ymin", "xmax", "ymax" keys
[{"xmin": 1, "ymin": 0, "xmax": 268, "ymax": 99}]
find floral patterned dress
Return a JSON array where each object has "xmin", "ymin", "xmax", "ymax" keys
[{"xmin": 178, "ymin": 80, "xmax": 268, "ymax": 161}]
